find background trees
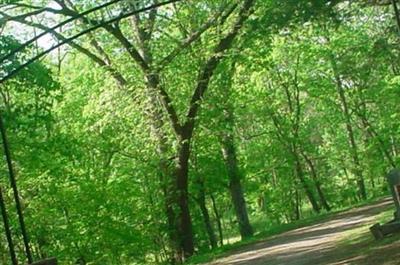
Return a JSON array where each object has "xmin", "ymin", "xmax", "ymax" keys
[{"xmin": 0, "ymin": 0, "xmax": 400, "ymax": 264}]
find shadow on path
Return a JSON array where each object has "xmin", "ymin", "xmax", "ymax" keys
[{"xmin": 207, "ymin": 198, "xmax": 395, "ymax": 265}]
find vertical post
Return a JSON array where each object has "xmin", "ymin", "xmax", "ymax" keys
[
  {"xmin": 0, "ymin": 185, "xmax": 18, "ymax": 265},
  {"xmin": 387, "ymin": 169, "xmax": 400, "ymax": 220},
  {"xmin": 392, "ymin": 0, "xmax": 400, "ymax": 34},
  {"xmin": 0, "ymin": 114, "xmax": 33, "ymax": 264}
]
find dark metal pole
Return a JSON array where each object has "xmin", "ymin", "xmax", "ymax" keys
[
  {"xmin": 0, "ymin": 113, "xmax": 32, "ymax": 264},
  {"xmin": 0, "ymin": 185, "xmax": 18, "ymax": 265}
]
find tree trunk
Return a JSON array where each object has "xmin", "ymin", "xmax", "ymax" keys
[
  {"xmin": 218, "ymin": 59, "xmax": 253, "ymax": 239},
  {"xmin": 195, "ymin": 179, "xmax": 217, "ymax": 249},
  {"xmin": 357, "ymin": 111, "xmax": 396, "ymax": 168},
  {"xmin": 163, "ymin": 0, "xmax": 256, "ymax": 255},
  {"xmin": 18, "ymin": 2, "xmax": 256, "ymax": 261},
  {"xmin": 354, "ymin": 85, "xmax": 396, "ymax": 169},
  {"xmin": 159, "ymin": 168, "xmax": 180, "ymax": 264},
  {"xmin": 294, "ymin": 188, "xmax": 301, "ymax": 220},
  {"xmin": 392, "ymin": 0, "xmax": 400, "ymax": 34},
  {"xmin": 144, "ymin": 73, "xmax": 184, "ymax": 263},
  {"xmin": 221, "ymin": 133, "xmax": 253, "ymax": 239},
  {"xmin": 301, "ymin": 152, "xmax": 331, "ymax": 211},
  {"xmin": 294, "ymin": 153, "xmax": 321, "ymax": 214},
  {"xmin": 210, "ymin": 194, "xmax": 224, "ymax": 246},
  {"xmin": 330, "ymin": 55, "xmax": 367, "ymax": 200},
  {"xmin": 175, "ymin": 139, "xmax": 195, "ymax": 259}
]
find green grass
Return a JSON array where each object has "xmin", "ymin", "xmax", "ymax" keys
[
  {"xmin": 335, "ymin": 207, "xmax": 400, "ymax": 259},
  {"xmin": 186, "ymin": 194, "xmax": 391, "ymax": 264}
]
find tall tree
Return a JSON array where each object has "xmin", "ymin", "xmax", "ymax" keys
[
  {"xmin": 217, "ymin": 61, "xmax": 253, "ymax": 238},
  {"xmin": 0, "ymin": 0, "xmax": 256, "ymax": 260}
]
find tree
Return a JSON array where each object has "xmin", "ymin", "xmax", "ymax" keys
[{"xmin": 1, "ymin": 0, "xmax": 256, "ymax": 261}]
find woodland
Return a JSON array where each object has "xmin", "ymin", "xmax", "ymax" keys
[{"xmin": 0, "ymin": 0, "xmax": 399, "ymax": 264}]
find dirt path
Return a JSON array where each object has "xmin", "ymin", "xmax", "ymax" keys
[{"xmin": 206, "ymin": 198, "xmax": 400, "ymax": 265}]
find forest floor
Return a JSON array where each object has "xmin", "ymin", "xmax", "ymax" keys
[{"xmin": 201, "ymin": 198, "xmax": 400, "ymax": 265}]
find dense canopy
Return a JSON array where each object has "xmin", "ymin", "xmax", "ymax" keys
[{"xmin": 0, "ymin": 0, "xmax": 399, "ymax": 264}]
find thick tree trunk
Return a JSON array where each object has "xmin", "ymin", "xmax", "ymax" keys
[
  {"xmin": 175, "ymin": 139, "xmax": 195, "ymax": 260},
  {"xmin": 163, "ymin": 0, "xmax": 256, "ymax": 256},
  {"xmin": 20, "ymin": 2, "xmax": 255, "ymax": 262},
  {"xmin": 161, "ymin": 173, "xmax": 180, "ymax": 264},
  {"xmin": 221, "ymin": 133, "xmax": 253, "ymax": 239},
  {"xmin": 218, "ymin": 59, "xmax": 253, "ymax": 240},
  {"xmin": 145, "ymin": 73, "xmax": 184, "ymax": 263},
  {"xmin": 136, "ymin": 1, "xmax": 255, "ymax": 259}
]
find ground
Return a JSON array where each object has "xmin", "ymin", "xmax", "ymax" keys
[{"xmin": 204, "ymin": 198, "xmax": 400, "ymax": 265}]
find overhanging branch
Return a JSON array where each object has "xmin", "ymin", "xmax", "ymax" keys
[
  {"xmin": 0, "ymin": 0, "xmax": 123, "ymax": 64},
  {"xmin": 0, "ymin": 0, "xmax": 181, "ymax": 84},
  {"xmin": 158, "ymin": 2, "xmax": 238, "ymax": 69}
]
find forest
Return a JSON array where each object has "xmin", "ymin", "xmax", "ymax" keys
[{"xmin": 0, "ymin": 0, "xmax": 400, "ymax": 264}]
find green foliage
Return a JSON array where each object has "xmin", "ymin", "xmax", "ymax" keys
[{"xmin": 0, "ymin": 1, "xmax": 399, "ymax": 264}]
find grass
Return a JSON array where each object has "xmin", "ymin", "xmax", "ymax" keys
[
  {"xmin": 331, "ymin": 207, "xmax": 400, "ymax": 264},
  {"xmin": 186, "ymin": 194, "xmax": 392, "ymax": 264}
]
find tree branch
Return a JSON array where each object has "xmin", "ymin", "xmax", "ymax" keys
[
  {"xmin": 158, "ymin": 2, "xmax": 238, "ymax": 69},
  {"xmin": 147, "ymin": 73, "xmax": 182, "ymax": 135},
  {"xmin": 105, "ymin": 24, "xmax": 149, "ymax": 71},
  {"xmin": 7, "ymin": 0, "xmax": 148, "ymax": 72},
  {"xmin": 1, "ymin": 0, "xmax": 181, "ymax": 84},
  {"xmin": 52, "ymin": 0, "xmax": 151, "ymax": 71},
  {"xmin": 183, "ymin": 0, "xmax": 256, "ymax": 137},
  {"xmin": 61, "ymin": 0, "xmax": 121, "ymax": 79},
  {"xmin": 0, "ymin": 11, "xmax": 127, "ymax": 87}
]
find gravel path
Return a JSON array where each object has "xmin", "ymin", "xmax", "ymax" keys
[{"xmin": 206, "ymin": 198, "xmax": 399, "ymax": 265}]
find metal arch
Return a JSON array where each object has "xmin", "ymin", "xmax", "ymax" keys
[
  {"xmin": 0, "ymin": 0, "xmax": 181, "ymax": 84},
  {"xmin": 0, "ymin": 4, "xmax": 123, "ymax": 262},
  {"xmin": 0, "ymin": 0, "xmax": 124, "ymax": 64},
  {"xmin": 0, "ymin": 1, "xmax": 181, "ymax": 264}
]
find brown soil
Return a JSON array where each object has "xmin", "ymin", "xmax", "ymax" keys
[{"xmin": 206, "ymin": 198, "xmax": 400, "ymax": 265}]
